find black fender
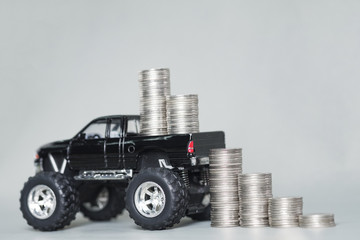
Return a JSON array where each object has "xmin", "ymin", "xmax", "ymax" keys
[
  {"xmin": 39, "ymin": 150, "xmax": 72, "ymax": 176},
  {"xmin": 136, "ymin": 151, "xmax": 172, "ymax": 171}
]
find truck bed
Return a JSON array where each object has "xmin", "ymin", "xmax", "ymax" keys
[
  {"xmin": 192, "ymin": 131, "xmax": 226, "ymax": 160},
  {"xmin": 130, "ymin": 131, "xmax": 225, "ymax": 168}
]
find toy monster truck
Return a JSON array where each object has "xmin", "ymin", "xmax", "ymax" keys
[{"xmin": 20, "ymin": 115, "xmax": 225, "ymax": 231}]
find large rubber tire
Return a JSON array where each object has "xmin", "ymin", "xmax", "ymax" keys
[
  {"xmin": 20, "ymin": 172, "xmax": 79, "ymax": 231},
  {"xmin": 80, "ymin": 185, "xmax": 125, "ymax": 221},
  {"xmin": 125, "ymin": 168, "xmax": 188, "ymax": 230}
]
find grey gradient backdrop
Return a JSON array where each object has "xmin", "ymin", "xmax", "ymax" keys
[{"xmin": 1, "ymin": 0, "xmax": 359, "ymax": 239}]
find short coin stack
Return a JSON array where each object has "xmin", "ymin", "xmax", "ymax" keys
[
  {"xmin": 166, "ymin": 94, "xmax": 199, "ymax": 134},
  {"xmin": 209, "ymin": 148, "xmax": 242, "ymax": 227},
  {"xmin": 268, "ymin": 197, "xmax": 303, "ymax": 227},
  {"xmin": 238, "ymin": 173, "xmax": 272, "ymax": 227},
  {"xmin": 299, "ymin": 213, "xmax": 336, "ymax": 228},
  {"xmin": 138, "ymin": 68, "xmax": 170, "ymax": 136}
]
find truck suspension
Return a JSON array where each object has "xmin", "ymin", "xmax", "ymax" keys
[
  {"xmin": 201, "ymin": 168, "xmax": 209, "ymax": 186},
  {"xmin": 179, "ymin": 169, "xmax": 190, "ymax": 188}
]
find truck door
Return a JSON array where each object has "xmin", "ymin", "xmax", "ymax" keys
[
  {"xmin": 68, "ymin": 119, "xmax": 107, "ymax": 170},
  {"xmin": 105, "ymin": 118, "xmax": 123, "ymax": 169},
  {"xmin": 122, "ymin": 117, "xmax": 140, "ymax": 169}
]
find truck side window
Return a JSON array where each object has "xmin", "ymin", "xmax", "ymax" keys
[
  {"xmin": 82, "ymin": 121, "xmax": 107, "ymax": 139},
  {"xmin": 109, "ymin": 119, "xmax": 122, "ymax": 138},
  {"xmin": 127, "ymin": 119, "xmax": 139, "ymax": 136}
]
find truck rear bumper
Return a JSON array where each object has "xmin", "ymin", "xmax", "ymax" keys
[
  {"xmin": 190, "ymin": 156, "xmax": 209, "ymax": 166},
  {"xmin": 197, "ymin": 156, "xmax": 209, "ymax": 165}
]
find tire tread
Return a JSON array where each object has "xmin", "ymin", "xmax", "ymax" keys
[
  {"xmin": 126, "ymin": 168, "xmax": 188, "ymax": 230},
  {"xmin": 81, "ymin": 186, "xmax": 125, "ymax": 221},
  {"xmin": 20, "ymin": 172, "xmax": 79, "ymax": 231}
]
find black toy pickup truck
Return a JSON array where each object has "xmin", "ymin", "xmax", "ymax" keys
[{"xmin": 20, "ymin": 115, "xmax": 225, "ymax": 231}]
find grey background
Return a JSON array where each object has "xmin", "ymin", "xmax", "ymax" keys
[{"xmin": 1, "ymin": 0, "xmax": 359, "ymax": 239}]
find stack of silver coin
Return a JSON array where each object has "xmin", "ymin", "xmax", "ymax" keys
[
  {"xmin": 299, "ymin": 213, "xmax": 336, "ymax": 228},
  {"xmin": 209, "ymin": 148, "xmax": 242, "ymax": 227},
  {"xmin": 166, "ymin": 94, "xmax": 199, "ymax": 134},
  {"xmin": 138, "ymin": 68, "xmax": 170, "ymax": 136},
  {"xmin": 268, "ymin": 197, "xmax": 303, "ymax": 227},
  {"xmin": 238, "ymin": 173, "xmax": 273, "ymax": 227}
]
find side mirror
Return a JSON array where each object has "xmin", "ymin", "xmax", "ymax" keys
[{"xmin": 77, "ymin": 133, "xmax": 86, "ymax": 139}]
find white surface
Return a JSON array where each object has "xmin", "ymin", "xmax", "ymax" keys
[
  {"xmin": 2, "ymin": 210, "xmax": 359, "ymax": 240},
  {"xmin": 1, "ymin": 0, "xmax": 360, "ymax": 239}
]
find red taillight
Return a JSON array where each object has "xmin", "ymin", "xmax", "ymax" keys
[
  {"xmin": 35, "ymin": 154, "xmax": 40, "ymax": 159},
  {"xmin": 188, "ymin": 141, "xmax": 194, "ymax": 153}
]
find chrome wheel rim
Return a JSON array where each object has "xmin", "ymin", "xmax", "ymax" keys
[
  {"xmin": 83, "ymin": 187, "xmax": 109, "ymax": 212},
  {"xmin": 134, "ymin": 181, "xmax": 166, "ymax": 218},
  {"xmin": 27, "ymin": 184, "xmax": 57, "ymax": 219}
]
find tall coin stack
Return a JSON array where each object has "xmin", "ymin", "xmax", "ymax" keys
[
  {"xmin": 268, "ymin": 197, "xmax": 303, "ymax": 227},
  {"xmin": 238, "ymin": 173, "xmax": 273, "ymax": 227},
  {"xmin": 166, "ymin": 94, "xmax": 199, "ymax": 134},
  {"xmin": 138, "ymin": 68, "xmax": 170, "ymax": 136},
  {"xmin": 209, "ymin": 148, "xmax": 242, "ymax": 227}
]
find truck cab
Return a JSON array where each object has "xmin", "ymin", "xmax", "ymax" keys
[{"xmin": 68, "ymin": 115, "xmax": 140, "ymax": 170}]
